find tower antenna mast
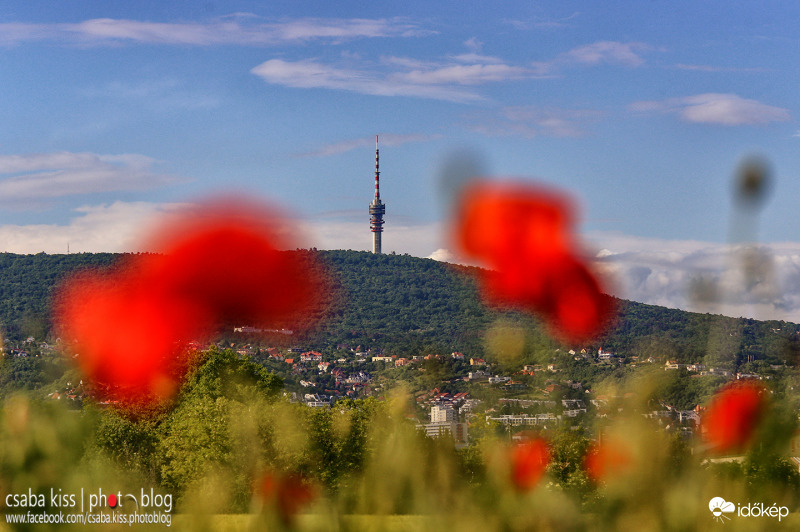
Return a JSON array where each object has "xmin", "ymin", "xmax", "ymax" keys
[{"xmin": 368, "ymin": 135, "xmax": 386, "ymax": 254}]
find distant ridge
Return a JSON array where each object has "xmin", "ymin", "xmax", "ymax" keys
[{"xmin": 0, "ymin": 250, "xmax": 798, "ymax": 368}]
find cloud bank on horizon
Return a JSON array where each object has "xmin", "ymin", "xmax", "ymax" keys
[{"xmin": 3, "ymin": 3, "xmax": 800, "ymax": 324}]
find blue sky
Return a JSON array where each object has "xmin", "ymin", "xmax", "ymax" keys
[{"xmin": 3, "ymin": 1, "xmax": 800, "ymax": 321}]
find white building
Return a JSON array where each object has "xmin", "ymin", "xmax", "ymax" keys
[
  {"xmin": 417, "ymin": 421, "xmax": 469, "ymax": 448},
  {"xmin": 431, "ymin": 404, "xmax": 456, "ymax": 423}
]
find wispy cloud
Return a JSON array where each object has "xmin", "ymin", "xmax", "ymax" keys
[
  {"xmin": 673, "ymin": 63, "xmax": 767, "ymax": 73},
  {"xmin": 0, "ymin": 16, "xmax": 430, "ymax": 47},
  {"xmin": 296, "ymin": 133, "xmax": 442, "ymax": 158},
  {"xmin": 454, "ymin": 37, "xmax": 505, "ymax": 65},
  {"xmin": 0, "ymin": 152, "xmax": 183, "ymax": 204},
  {"xmin": 251, "ymin": 41, "xmax": 553, "ymax": 103},
  {"xmin": 465, "ymin": 105, "xmax": 604, "ymax": 138},
  {"xmin": 81, "ymin": 79, "xmax": 220, "ymax": 110},
  {"xmin": 563, "ymin": 41, "xmax": 651, "ymax": 67},
  {"xmin": 449, "ymin": 53, "xmax": 507, "ymax": 65},
  {"xmin": 630, "ymin": 93, "xmax": 790, "ymax": 126},
  {"xmin": 503, "ymin": 12, "xmax": 581, "ymax": 30},
  {"xmin": 250, "ymin": 59, "xmax": 484, "ymax": 102},
  {"xmin": 393, "ymin": 63, "xmax": 532, "ymax": 85}
]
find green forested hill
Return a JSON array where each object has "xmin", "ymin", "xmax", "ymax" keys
[
  {"xmin": 0, "ymin": 250, "xmax": 799, "ymax": 369},
  {"xmin": 0, "ymin": 252, "xmax": 117, "ymax": 339},
  {"xmin": 312, "ymin": 250, "xmax": 501, "ymax": 355}
]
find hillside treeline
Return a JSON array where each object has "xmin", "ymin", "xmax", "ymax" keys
[{"xmin": 1, "ymin": 250, "xmax": 799, "ymax": 368}]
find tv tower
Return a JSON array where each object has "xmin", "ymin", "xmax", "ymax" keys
[{"xmin": 369, "ymin": 135, "xmax": 386, "ymax": 254}]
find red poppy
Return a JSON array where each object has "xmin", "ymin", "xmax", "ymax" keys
[
  {"xmin": 54, "ymin": 267, "xmax": 213, "ymax": 402},
  {"xmin": 143, "ymin": 199, "xmax": 323, "ymax": 329},
  {"xmin": 703, "ymin": 381, "xmax": 766, "ymax": 454},
  {"xmin": 510, "ymin": 438, "xmax": 550, "ymax": 491},
  {"xmin": 455, "ymin": 181, "xmax": 614, "ymax": 343},
  {"xmin": 54, "ymin": 197, "xmax": 326, "ymax": 404},
  {"xmin": 257, "ymin": 472, "xmax": 316, "ymax": 525},
  {"xmin": 584, "ymin": 440, "xmax": 632, "ymax": 483}
]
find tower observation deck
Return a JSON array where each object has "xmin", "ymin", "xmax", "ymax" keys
[{"xmin": 369, "ymin": 135, "xmax": 385, "ymax": 254}]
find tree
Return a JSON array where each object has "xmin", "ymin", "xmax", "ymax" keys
[{"xmin": 153, "ymin": 349, "xmax": 283, "ymax": 508}]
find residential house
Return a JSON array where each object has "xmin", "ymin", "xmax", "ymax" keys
[
  {"xmin": 300, "ymin": 351, "xmax": 323, "ymax": 363},
  {"xmin": 598, "ymin": 349, "xmax": 617, "ymax": 362}
]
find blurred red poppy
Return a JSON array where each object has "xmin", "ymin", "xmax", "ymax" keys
[
  {"xmin": 54, "ymin": 197, "xmax": 326, "ymax": 404},
  {"xmin": 510, "ymin": 438, "xmax": 550, "ymax": 491},
  {"xmin": 257, "ymin": 472, "xmax": 316, "ymax": 526},
  {"xmin": 143, "ymin": 199, "xmax": 323, "ymax": 329},
  {"xmin": 54, "ymin": 266, "xmax": 213, "ymax": 402},
  {"xmin": 703, "ymin": 381, "xmax": 766, "ymax": 454},
  {"xmin": 455, "ymin": 181, "xmax": 614, "ymax": 343},
  {"xmin": 584, "ymin": 440, "xmax": 632, "ymax": 483}
]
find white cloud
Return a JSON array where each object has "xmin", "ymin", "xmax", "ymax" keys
[
  {"xmin": 564, "ymin": 41, "xmax": 650, "ymax": 67},
  {"xmin": 296, "ymin": 133, "xmax": 442, "ymax": 158},
  {"xmin": 630, "ymin": 93, "xmax": 790, "ymax": 126},
  {"xmin": 453, "ymin": 39, "xmax": 505, "ymax": 65},
  {"xmin": 0, "ymin": 17, "xmax": 430, "ymax": 47},
  {"xmin": 252, "ymin": 36, "xmax": 549, "ymax": 103},
  {"xmin": 673, "ymin": 63, "xmax": 767, "ymax": 73},
  {"xmin": 0, "ymin": 202, "xmax": 184, "ymax": 254},
  {"xmin": 427, "ymin": 248, "xmax": 459, "ymax": 263},
  {"xmin": 588, "ymin": 231, "xmax": 800, "ymax": 322},
  {"xmin": 503, "ymin": 12, "xmax": 581, "ymax": 30},
  {"xmin": 0, "ymin": 152, "xmax": 183, "ymax": 204},
  {"xmin": 463, "ymin": 37, "xmax": 483, "ymax": 52},
  {"xmin": 450, "ymin": 53, "xmax": 506, "ymax": 65},
  {"xmin": 0, "ymin": 197, "xmax": 445, "ymax": 257},
  {"xmin": 465, "ymin": 105, "xmax": 603, "ymax": 138},
  {"xmin": 393, "ymin": 63, "xmax": 532, "ymax": 85},
  {"xmin": 251, "ymin": 58, "xmax": 485, "ymax": 102},
  {"xmin": 379, "ymin": 55, "xmax": 440, "ymax": 70},
  {"xmin": 680, "ymin": 93, "xmax": 790, "ymax": 125}
]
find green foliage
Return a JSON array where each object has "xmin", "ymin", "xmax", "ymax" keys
[
  {"xmin": 159, "ymin": 394, "xmax": 234, "ymax": 492},
  {"xmin": 157, "ymin": 350, "xmax": 283, "ymax": 501},
  {"xmin": 0, "ymin": 396, "xmax": 92, "ymax": 503},
  {"xmin": 547, "ymin": 429, "xmax": 593, "ymax": 500},
  {"xmin": 658, "ymin": 370, "xmax": 727, "ymax": 410},
  {"xmin": 308, "ymin": 397, "xmax": 384, "ymax": 490},
  {"xmin": 89, "ymin": 407, "xmax": 161, "ymax": 476},
  {"xmin": 0, "ymin": 356, "xmax": 47, "ymax": 395},
  {"xmin": 180, "ymin": 348, "xmax": 283, "ymax": 401}
]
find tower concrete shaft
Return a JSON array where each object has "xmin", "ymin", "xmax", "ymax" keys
[{"xmin": 369, "ymin": 135, "xmax": 385, "ymax": 254}]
